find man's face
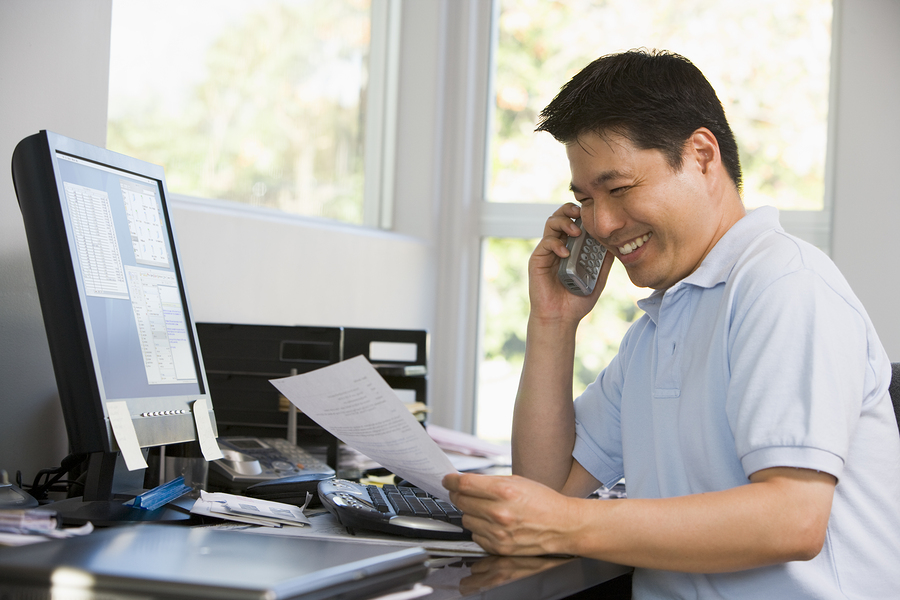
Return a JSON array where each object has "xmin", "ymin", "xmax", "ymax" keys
[{"xmin": 566, "ymin": 130, "xmax": 730, "ymax": 290}]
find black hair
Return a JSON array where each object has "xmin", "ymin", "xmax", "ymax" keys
[{"xmin": 536, "ymin": 49, "xmax": 742, "ymax": 191}]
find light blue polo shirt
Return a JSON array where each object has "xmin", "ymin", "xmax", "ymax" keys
[{"xmin": 573, "ymin": 207, "xmax": 900, "ymax": 598}]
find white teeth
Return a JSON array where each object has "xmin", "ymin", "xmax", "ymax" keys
[{"xmin": 619, "ymin": 234, "xmax": 651, "ymax": 255}]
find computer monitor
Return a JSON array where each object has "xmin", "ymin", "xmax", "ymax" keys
[{"xmin": 11, "ymin": 130, "xmax": 218, "ymax": 523}]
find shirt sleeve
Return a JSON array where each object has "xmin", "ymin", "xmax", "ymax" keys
[{"xmin": 725, "ymin": 266, "xmax": 869, "ymax": 481}]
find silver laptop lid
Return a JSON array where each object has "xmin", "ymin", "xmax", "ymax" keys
[{"xmin": 0, "ymin": 524, "xmax": 428, "ymax": 600}]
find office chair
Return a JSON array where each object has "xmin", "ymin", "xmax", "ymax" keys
[{"xmin": 891, "ymin": 363, "xmax": 900, "ymax": 432}]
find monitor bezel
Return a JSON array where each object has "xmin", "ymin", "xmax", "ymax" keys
[{"xmin": 12, "ymin": 130, "xmax": 216, "ymax": 458}]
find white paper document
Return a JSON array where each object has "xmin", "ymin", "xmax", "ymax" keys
[
  {"xmin": 235, "ymin": 512, "xmax": 487, "ymax": 556},
  {"xmin": 269, "ymin": 356, "xmax": 457, "ymax": 501},
  {"xmin": 191, "ymin": 491, "xmax": 311, "ymax": 527}
]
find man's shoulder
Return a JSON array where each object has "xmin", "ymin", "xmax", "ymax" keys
[
  {"xmin": 730, "ymin": 226, "xmax": 844, "ymax": 292},
  {"xmin": 724, "ymin": 227, "xmax": 864, "ymax": 324}
]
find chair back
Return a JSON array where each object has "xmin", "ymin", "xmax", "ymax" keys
[{"xmin": 890, "ymin": 363, "xmax": 900, "ymax": 431}]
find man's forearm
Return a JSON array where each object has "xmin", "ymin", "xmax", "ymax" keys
[
  {"xmin": 565, "ymin": 468, "xmax": 836, "ymax": 573},
  {"xmin": 511, "ymin": 316, "xmax": 581, "ymax": 489}
]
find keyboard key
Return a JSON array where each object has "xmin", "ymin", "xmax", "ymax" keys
[
  {"xmin": 437, "ymin": 501, "xmax": 463, "ymax": 526},
  {"xmin": 420, "ymin": 498, "xmax": 447, "ymax": 521},
  {"xmin": 369, "ymin": 483, "xmax": 464, "ymax": 526},
  {"xmin": 387, "ymin": 493, "xmax": 413, "ymax": 516},
  {"xmin": 404, "ymin": 496, "xmax": 430, "ymax": 517}
]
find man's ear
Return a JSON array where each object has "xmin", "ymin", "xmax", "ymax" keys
[{"xmin": 688, "ymin": 127, "xmax": 720, "ymax": 175}]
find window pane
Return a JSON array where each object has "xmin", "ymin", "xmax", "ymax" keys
[
  {"xmin": 476, "ymin": 238, "xmax": 645, "ymax": 443},
  {"xmin": 108, "ymin": 0, "xmax": 371, "ymax": 223},
  {"xmin": 488, "ymin": 0, "xmax": 833, "ymax": 211}
]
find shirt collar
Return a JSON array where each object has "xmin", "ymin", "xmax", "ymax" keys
[
  {"xmin": 636, "ymin": 206, "xmax": 782, "ymax": 319},
  {"xmin": 682, "ymin": 205, "xmax": 782, "ymax": 289}
]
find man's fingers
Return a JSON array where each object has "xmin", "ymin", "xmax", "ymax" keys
[
  {"xmin": 445, "ymin": 472, "xmax": 503, "ymax": 500},
  {"xmin": 543, "ymin": 203, "xmax": 582, "ymax": 239}
]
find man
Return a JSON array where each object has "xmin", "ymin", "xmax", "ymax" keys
[{"xmin": 443, "ymin": 50, "xmax": 900, "ymax": 598}]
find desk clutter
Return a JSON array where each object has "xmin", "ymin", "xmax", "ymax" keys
[
  {"xmin": 0, "ymin": 355, "xmax": 621, "ymax": 599},
  {"xmin": 0, "ymin": 401, "xmax": 510, "ymax": 547},
  {"xmin": 0, "ymin": 334, "xmax": 512, "ymax": 550},
  {"xmin": 195, "ymin": 323, "xmax": 430, "ymax": 473},
  {"xmin": 0, "ymin": 319, "xmax": 510, "ymax": 596}
]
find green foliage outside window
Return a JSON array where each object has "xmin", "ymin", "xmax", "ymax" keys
[
  {"xmin": 108, "ymin": 0, "xmax": 370, "ymax": 223},
  {"xmin": 488, "ymin": 0, "xmax": 832, "ymax": 209}
]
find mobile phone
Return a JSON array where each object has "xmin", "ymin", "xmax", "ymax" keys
[{"xmin": 557, "ymin": 218, "xmax": 607, "ymax": 296}]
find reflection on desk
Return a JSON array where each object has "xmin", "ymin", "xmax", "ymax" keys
[{"xmin": 423, "ymin": 554, "xmax": 632, "ymax": 600}]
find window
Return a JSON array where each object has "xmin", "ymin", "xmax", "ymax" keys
[
  {"xmin": 476, "ymin": 0, "xmax": 834, "ymax": 442},
  {"xmin": 487, "ymin": 0, "xmax": 833, "ymax": 211},
  {"xmin": 107, "ymin": 0, "xmax": 393, "ymax": 226}
]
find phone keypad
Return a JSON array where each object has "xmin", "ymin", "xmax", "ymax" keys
[
  {"xmin": 263, "ymin": 437, "xmax": 332, "ymax": 473},
  {"xmin": 578, "ymin": 238, "xmax": 605, "ymax": 286}
]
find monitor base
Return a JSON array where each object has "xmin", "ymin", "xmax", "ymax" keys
[{"xmin": 49, "ymin": 494, "xmax": 198, "ymax": 527}]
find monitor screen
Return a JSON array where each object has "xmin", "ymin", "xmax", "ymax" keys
[
  {"xmin": 55, "ymin": 152, "xmax": 202, "ymax": 400},
  {"xmin": 12, "ymin": 131, "xmax": 217, "ymax": 512}
]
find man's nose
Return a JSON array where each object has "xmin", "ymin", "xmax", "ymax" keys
[{"xmin": 585, "ymin": 203, "xmax": 625, "ymax": 240}]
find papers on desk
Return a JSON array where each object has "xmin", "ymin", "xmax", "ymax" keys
[
  {"xmin": 0, "ymin": 509, "xmax": 93, "ymax": 547},
  {"xmin": 218, "ymin": 510, "xmax": 487, "ymax": 557},
  {"xmin": 426, "ymin": 424, "xmax": 511, "ymax": 464},
  {"xmin": 270, "ymin": 356, "xmax": 458, "ymax": 501},
  {"xmin": 190, "ymin": 491, "xmax": 311, "ymax": 527}
]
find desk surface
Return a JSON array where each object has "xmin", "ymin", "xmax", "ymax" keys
[
  {"xmin": 0, "ymin": 523, "xmax": 631, "ymax": 600},
  {"xmin": 419, "ymin": 554, "xmax": 631, "ymax": 600}
]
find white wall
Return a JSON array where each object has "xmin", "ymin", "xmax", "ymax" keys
[
  {"xmin": 2, "ymin": 0, "xmax": 898, "ymax": 485},
  {"xmin": 829, "ymin": 0, "xmax": 900, "ymax": 360},
  {"xmin": 171, "ymin": 200, "xmax": 432, "ymax": 330},
  {"xmin": 0, "ymin": 0, "xmax": 114, "ymax": 482}
]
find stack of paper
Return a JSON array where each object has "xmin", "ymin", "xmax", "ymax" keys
[
  {"xmin": 191, "ymin": 491, "xmax": 311, "ymax": 528},
  {"xmin": 426, "ymin": 424, "xmax": 511, "ymax": 461}
]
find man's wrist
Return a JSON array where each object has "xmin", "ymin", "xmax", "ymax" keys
[
  {"xmin": 527, "ymin": 313, "xmax": 580, "ymax": 336},
  {"xmin": 553, "ymin": 495, "xmax": 606, "ymax": 557}
]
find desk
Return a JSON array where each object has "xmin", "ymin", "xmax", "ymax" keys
[{"xmin": 0, "ymin": 523, "xmax": 631, "ymax": 600}]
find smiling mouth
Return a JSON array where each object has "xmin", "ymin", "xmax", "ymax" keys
[{"xmin": 618, "ymin": 233, "xmax": 652, "ymax": 255}]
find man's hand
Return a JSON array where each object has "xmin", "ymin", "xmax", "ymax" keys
[
  {"xmin": 443, "ymin": 472, "xmax": 582, "ymax": 556},
  {"xmin": 528, "ymin": 203, "xmax": 613, "ymax": 326}
]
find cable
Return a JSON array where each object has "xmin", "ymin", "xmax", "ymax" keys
[{"xmin": 27, "ymin": 453, "xmax": 88, "ymax": 500}]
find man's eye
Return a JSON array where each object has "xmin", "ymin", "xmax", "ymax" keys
[{"xmin": 610, "ymin": 186, "xmax": 629, "ymax": 196}]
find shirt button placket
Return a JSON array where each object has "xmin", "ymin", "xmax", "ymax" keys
[{"xmin": 655, "ymin": 284, "xmax": 686, "ymax": 398}]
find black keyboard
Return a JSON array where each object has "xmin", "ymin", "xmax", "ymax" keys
[{"xmin": 318, "ymin": 479, "xmax": 470, "ymax": 540}]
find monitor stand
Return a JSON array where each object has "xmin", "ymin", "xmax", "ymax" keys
[
  {"xmin": 51, "ymin": 451, "xmax": 197, "ymax": 527},
  {"xmin": 49, "ymin": 495, "xmax": 196, "ymax": 527}
]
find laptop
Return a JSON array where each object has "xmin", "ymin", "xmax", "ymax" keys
[{"xmin": 0, "ymin": 524, "xmax": 429, "ymax": 599}]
